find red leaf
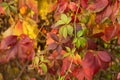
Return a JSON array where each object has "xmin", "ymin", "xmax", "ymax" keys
[
  {"xmin": 68, "ymin": 2, "xmax": 77, "ymax": 12},
  {"xmin": 56, "ymin": 45, "xmax": 62, "ymax": 54},
  {"xmin": 26, "ymin": 0, "xmax": 38, "ymax": 14},
  {"xmin": 111, "ymin": 0, "xmax": 119, "ymax": 23},
  {"xmin": 46, "ymin": 33, "xmax": 55, "ymax": 45},
  {"xmin": 80, "ymin": 0, "xmax": 88, "ymax": 8},
  {"xmin": 0, "ymin": 35, "xmax": 17, "ymax": 63},
  {"xmin": 50, "ymin": 33, "xmax": 59, "ymax": 42},
  {"xmin": 61, "ymin": 57, "xmax": 72, "ymax": 76},
  {"xmin": 95, "ymin": 5, "xmax": 112, "ymax": 23},
  {"xmin": 102, "ymin": 24, "xmax": 120, "ymax": 42},
  {"xmin": 117, "ymin": 72, "xmax": 120, "ymax": 80},
  {"xmin": 82, "ymin": 51, "xmax": 100, "ymax": 76},
  {"xmin": 0, "ymin": 6, "xmax": 5, "ymax": 14},
  {"xmin": 0, "ymin": 34, "xmax": 35, "ymax": 63},
  {"xmin": 55, "ymin": 0, "xmax": 69, "ymax": 14},
  {"xmin": 87, "ymin": 38, "xmax": 97, "ymax": 50},
  {"xmin": 17, "ymin": 34, "xmax": 35, "ymax": 62},
  {"xmin": 72, "ymin": 66, "xmax": 91, "ymax": 80},
  {"xmin": 47, "ymin": 42, "xmax": 58, "ymax": 50},
  {"xmin": 88, "ymin": 0, "xmax": 108, "ymax": 12},
  {"xmin": 0, "ymin": 35, "xmax": 17, "ymax": 50},
  {"xmin": 97, "ymin": 51, "xmax": 111, "ymax": 62}
]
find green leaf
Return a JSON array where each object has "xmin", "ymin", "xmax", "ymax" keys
[
  {"xmin": 66, "ymin": 47, "xmax": 71, "ymax": 52},
  {"xmin": 6, "ymin": 7, "xmax": 10, "ymax": 16},
  {"xmin": 77, "ymin": 30, "xmax": 84, "ymax": 37},
  {"xmin": 66, "ymin": 17, "xmax": 71, "ymax": 24},
  {"xmin": 63, "ymin": 26, "xmax": 67, "ymax": 38},
  {"xmin": 10, "ymin": 5, "xmax": 17, "ymax": 12},
  {"xmin": 59, "ymin": 26, "xmax": 64, "ymax": 37},
  {"xmin": 73, "ymin": 37, "xmax": 77, "ymax": 43},
  {"xmin": 71, "ymin": 48, "xmax": 76, "ymax": 53},
  {"xmin": 39, "ymin": 63, "xmax": 47, "ymax": 73},
  {"xmin": 40, "ymin": 56, "xmax": 44, "ymax": 62},
  {"xmin": 61, "ymin": 14, "xmax": 68, "ymax": 23},
  {"xmin": 33, "ymin": 56, "xmax": 39, "ymax": 65},
  {"xmin": 67, "ymin": 25, "xmax": 73, "ymax": 36},
  {"xmin": 76, "ymin": 39, "xmax": 81, "ymax": 48},
  {"xmin": 10, "ymin": 6, "xmax": 17, "ymax": 13},
  {"xmin": 79, "ymin": 37, "xmax": 87, "ymax": 47},
  {"xmin": 0, "ymin": 2, "xmax": 8, "ymax": 7},
  {"xmin": 55, "ymin": 20, "xmax": 65, "ymax": 26},
  {"xmin": 63, "ymin": 53, "xmax": 70, "ymax": 58},
  {"xmin": 58, "ymin": 76, "xmax": 65, "ymax": 80},
  {"xmin": 80, "ymin": 16, "xmax": 89, "ymax": 23}
]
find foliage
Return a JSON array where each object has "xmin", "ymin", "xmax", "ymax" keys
[{"xmin": 0, "ymin": 0, "xmax": 120, "ymax": 80}]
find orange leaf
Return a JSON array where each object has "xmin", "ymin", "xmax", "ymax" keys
[{"xmin": 14, "ymin": 20, "xmax": 23, "ymax": 36}]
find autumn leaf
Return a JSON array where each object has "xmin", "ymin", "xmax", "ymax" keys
[
  {"xmin": 102, "ymin": 24, "xmax": 120, "ymax": 42},
  {"xmin": 72, "ymin": 66, "xmax": 92, "ymax": 80},
  {"xmin": 26, "ymin": 0, "xmax": 38, "ymax": 14},
  {"xmin": 0, "ymin": 34, "xmax": 35, "ymax": 63},
  {"xmin": 111, "ymin": 0, "xmax": 119, "ymax": 23},
  {"xmin": 0, "ymin": 6, "xmax": 5, "ymax": 14},
  {"xmin": 68, "ymin": 2, "xmax": 77, "ymax": 12},
  {"xmin": 22, "ymin": 17, "xmax": 38, "ymax": 39},
  {"xmin": 80, "ymin": 0, "xmax": 88, "ymax": 8},
  {"xmin": 14, "ymin": 20, "xmax": 23, "ymax": 36},
  {"xmin": 88, "ymin": 0, "xmax": 108, "ymax": 12},
  {"xmin": 95, "ymin": 5, "xmax": 112, "ymax": 23}
]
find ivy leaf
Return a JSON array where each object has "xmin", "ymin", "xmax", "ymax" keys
[
  {"xmin": 61, "ymin": 14, "xmax": 68, "ymax": 23},
  {"xmin": 88, "ymin": 0, "xmax": 108, "ymax": 12},
  {"xmin": 79, "ymin": 37, "xmax": 87, "ymax": 47},
  {"xmin": 50, "ymin": 33, "xmax": 59, "ymax": 42},
  {"xmin": 66, "ymin": 25, "xmax": 73, "ymax": 36},
  {"xmin": 101, "ymin": 24, "xmax": 120, "ymax": 42},
  {"xmin": 97, "ymin": 51, "xmax": 111, "ymax": 63},
  {"xmin": 59, "ymin": 26, "xmax": 64, "ymax": 37},
  {"xmin": 80, "ymin": 0, "xmax": 88, "ymax": 8},
  {"xmin": 95, "ymin": 6, "xmax": 112, "ymax": 23},
  {"xmin": 9, "ymin": 5, "xmax": 17, "ymax": 14},
  {"xmin": 73, "ymin": 37, "xmax": 77, "ymax": 43},
  {"xmin": 82, "ymin": 51, "xmax": 100, "ymax": 76},
  {"xmin": 0, "ymin": 2, "xmax": 8, "ymax": 7},
  {"xmin": 59, "ymin": 26, "xmax": 68, "ymax": 38},
  {"xmin": 77, "ymin": 30, "xmax": 84, "ymax": 37},
  {"xmin": 39, "ymin": 63, "xmax": 47, "ymax": 73},
  {"xmin": 33, "ymin": 56, "xmax": 39, "ymax": 66},
  {"xmin": 26, "ymin": 0, "xmax": 38, "ymax": 14},
  {"xmin": 76, "ymin": 39, "xmax": 81, "ymax": 48},
  {"xmin": 68, "ymin": 2, "xmax": 77, "ymax": 12},
  {"xmin": 60, "ymin": 14, "xmax": 71, "ymax": 24},
  {"xmin": 63, "ymin": 27, "xmax": 68, "ymax": 38},
  {"xmin": 22, "ymin": 17, "xmax": 39, "ymax": 39},
  {"xmin": 55, "ymin": 20, "xmax": 65, "ymax": 26}
]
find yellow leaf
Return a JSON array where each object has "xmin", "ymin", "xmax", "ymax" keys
[
  {"xmin": 38, "ymin": 0, "xmax": 56, "ymax": 20},
  {"xmin": 2, "ymin": 24, "xmax": 15, "ymax": 38},
  {"xmin": 87, "ymin": 13, "xmax": 96, "ymax": 26},
  {"xmin": 14, "ymin": 20, "xmax": 23, "ymax": 36},
  {"xmin": 22, "ymin": 17, "xmax": 38, "ymax": 39}
]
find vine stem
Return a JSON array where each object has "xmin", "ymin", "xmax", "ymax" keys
[
  {"xmin": 15, "ymin": 61, "xmax": 29, "ymax": 80},
  {"xmin": 63, "ymin": 58, "xmax": 73, "ymax": 80},
  {"xmin": 74, "ymin": 0, "xmax": 80, "ymax": 38}
]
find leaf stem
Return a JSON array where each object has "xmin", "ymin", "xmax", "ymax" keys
[{"xmin": 74, "ymin": 0, "xmax": 80, "ymax": 38}]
